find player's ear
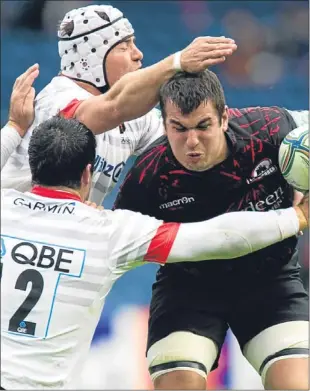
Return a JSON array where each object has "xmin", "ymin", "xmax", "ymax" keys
[
  {"xmin": 222, "ymin": 105, "xmax": 229, "ymax": 132},
  {"xmin": 81, "ymin": 164, "xmax": 92, "ymax": 187}
]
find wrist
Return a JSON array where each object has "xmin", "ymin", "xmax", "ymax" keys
[
  {"xmin": 173, "ymin": 51, "xmax": 183, "ymax": 72},
  {"xmin": 7, "ymin": 120, "xmax": 25, "ymax": 137},
  {"xmin": 293, "ymin": 205, "xmax": 308, "ymax": 231}
]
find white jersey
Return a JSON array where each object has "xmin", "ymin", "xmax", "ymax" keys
[
  {"xmin": 0, "ymin": 188, "xmax": 169, "ymax": 390},
  {"xmin": 1, "ymin": 76, "xmax": 164, "ymax": 204},
  {"xmin": 0, "ymin": 187, "xmax": 301, "ymax": 389}
]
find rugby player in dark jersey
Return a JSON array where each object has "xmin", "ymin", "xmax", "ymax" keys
[{"xmin": 113, "ymin": 70, "xmax": 309, "ymax": 390}]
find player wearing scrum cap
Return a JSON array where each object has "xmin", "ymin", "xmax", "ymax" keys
[{"xmin": 1, "ymin": 4, "xmax": 237, "ymax": 204}]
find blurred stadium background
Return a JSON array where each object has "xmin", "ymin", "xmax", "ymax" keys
[{"xmin": 1, "ymin": 1, "xmax": 309, "ymax": 389}]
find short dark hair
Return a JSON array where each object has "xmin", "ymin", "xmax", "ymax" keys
[
  {"xmin": 29, "ymin": 116, "xmax": 96, "ymax": 189},
  {"xmin": 159, "ymin": 70, "xmax": 226, "ymax": 122}
]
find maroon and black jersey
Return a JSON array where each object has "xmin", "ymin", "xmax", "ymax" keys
[{"xmin": 114, "ymin": 106, "xmax": 299, "ymax": 274}]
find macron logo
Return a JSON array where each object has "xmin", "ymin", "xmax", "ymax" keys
[{"xmin": 159, "ymin": 196, "xmax": 195, "ymax": 209}]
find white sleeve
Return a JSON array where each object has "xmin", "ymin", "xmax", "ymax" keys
[
  {"xmin": 167, "ymin": 208, "xmax": 299, "ymax": 262},
  {"xmin": 107, "ymin": 207, "xmax": 300, "ymax": 272},
  {"xmin": 134, "ymin": 108, "xmax": 165, "ymax": 155},
  {"xmin": 286, "ymin": 110, "xmax": 309, "ymax": 128},
  {"xmin": 1, "ymin": 124, "xmax": 22, "ymax": 170}
]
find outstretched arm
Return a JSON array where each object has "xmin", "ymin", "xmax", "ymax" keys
[
  {"xmin": 108, "ymin": 198, "xmax": 307, "ymax": 271},
  {"xmin": 75, "ymin": 37, "xmax": 237, "ymax": 134}
]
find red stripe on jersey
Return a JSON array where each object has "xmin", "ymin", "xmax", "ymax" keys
[
  {"xmin": 143, "ymin": 222, "xmax": 180, "ymax": 264},
  {"xmin": 31, "ymin": 186, "xmax": 81, "ymax": 201},
  {"xmin": 59, "ymin": 99, "xmax": 84, "ymax": 119}
]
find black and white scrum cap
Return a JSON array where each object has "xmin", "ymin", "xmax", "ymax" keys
[{"xmin": 58, "ymin": 4, "xmax": 134, "ymax": 90}]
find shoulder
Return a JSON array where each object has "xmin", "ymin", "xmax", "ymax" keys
[
  {"xmin": 228, "ymin": 106, "xmax": 295, "ymax": 140},
  {"xmin": 133, "ymin": 135, "xmax": 169, "ymax": 166},
  {"xmin": 228, "ymin": 105, "xmax": 285, "ymax": 123},
  {"xmin": 35, "ymin": 76, "xmax": 92, "ymax": 114},
  {"xmin": 117, "ymin": 136, "xmax": 169, "ymax": 193},
  {"xmin": 124, "ymin": 107, "xmax": 163, "ymax": 134}
]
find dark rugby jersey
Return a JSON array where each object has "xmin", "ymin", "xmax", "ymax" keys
[{"xmin": 113, "ymin": 106, "xmax": 299, "ymax": 274}]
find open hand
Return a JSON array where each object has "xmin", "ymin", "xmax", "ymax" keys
[
  {"xmin": 8, "ymin": 63, "xmax": 39, "ymax": 136},
  {"xmin": 180, "ymin": 36, "xmax": 237, "ymax": 72}
]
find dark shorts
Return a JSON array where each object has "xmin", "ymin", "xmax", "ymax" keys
[{"xmin": 147, "ymin": 250, "xmax": 309, "ymax": 371}]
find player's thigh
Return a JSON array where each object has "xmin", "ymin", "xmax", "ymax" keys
[
  {"xmin": 244, "ymin": 321, "xmax": 309, "ymax": 388},
  {"xmin": 147, "ymin": 269, "xmax": 228, "ymax": 383},
  {"xmin": 148, "ymin": 332, "xmax": 219, "ymax": 389},
  {"xmin": 230, "ymin": 267, "xmax": 309, "ymax": 385}
]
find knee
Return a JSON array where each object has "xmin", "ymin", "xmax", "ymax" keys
[
  {"xmin": 264, "ymin": 357, "xmax": 309, "ymax": 390},
  {"xmin": 154, "ymin": 370, "xmax": 206, "ymax": 390}
]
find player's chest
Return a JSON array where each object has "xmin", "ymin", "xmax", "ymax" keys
[
  {"xmin": 92, "ymin": 129, "xmax": 136, "ymax": 186},
  {"xmin": 150, "ymin": 146, "xmax": 291, "ymax": 222}
]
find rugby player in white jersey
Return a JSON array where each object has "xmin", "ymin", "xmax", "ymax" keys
[
  {"xmin": 1, "ymin": 4, "xmax": 237, "ymax": 204},
  {"xmin": 1, "ymin": 115, "xmax": 309, "ymax": 390},
  {"xmin": 1, "ymin": 64, "xmax": 39, "ymax": 169}
]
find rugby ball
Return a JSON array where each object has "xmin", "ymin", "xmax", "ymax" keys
[{"xmin": 278, "ymin": 124, "xmax": 309, "ymax": 192}]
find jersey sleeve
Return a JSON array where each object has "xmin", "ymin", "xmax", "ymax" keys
[
  {"xmin": 107, "ymin": 209, "xmax": 180, "ymax": 273},
  {"xmin": 285, "ymin": 110, "xmax": 309, "ymax": 128},
  {"xmin": 1, "ymin": 124, "xmax": 22, "ymax": 170},
  {"xmin": 133, "ymin": 108, "xmax": 165, "ymax": 155},
  {"xmin": 59, "ymin": 99, "xmax": 84, "ymax": 119},
  {"xmin": 107, "ymin": 206, "xmax": 300, "ymax": 274},
  {"xmin": 228, "ymin": 106, "xmax": 300, "ymax": 146}
]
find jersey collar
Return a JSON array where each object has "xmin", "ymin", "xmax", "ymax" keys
[{"xmin": 31, "ymin": 185, "xmax": 81, "ymax": 201}]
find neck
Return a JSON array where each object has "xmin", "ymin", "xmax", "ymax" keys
[
  {"xmin": 32, "ymin": 185, "xmax": 84, "ymax": 201},
  {"xmin": 74, "ymin": 81, "xmax": 101, "ymax": 96},
  {"xmin": 59, "ymin": 74, "xmax": 101, "ymax": 96}
]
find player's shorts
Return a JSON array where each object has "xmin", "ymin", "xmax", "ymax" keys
[{"xmin": 146, "ymin": 250, "xmax": 309, "ymax": 382}]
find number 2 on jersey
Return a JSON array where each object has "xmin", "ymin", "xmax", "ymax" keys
[
  {"xmin": 8, "ymin": 269, "xmax": 44, "ymax": 336},
  {"xmin": 1, "ymin": 235, "xmax": 85, "ymax": 338}
]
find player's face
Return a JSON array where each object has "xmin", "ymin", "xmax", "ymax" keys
[
  {"xmin": 164, "ymin": 100, "xmax": 229, "ymax": 171},
  {"xmin": 105, "ymin": 36, "xmax": 143, "ymax": 87}
]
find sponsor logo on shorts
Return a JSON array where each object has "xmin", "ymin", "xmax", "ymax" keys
[{"xmin": 246, "ymin": 158, "xmax": 277, "ymax": 184}]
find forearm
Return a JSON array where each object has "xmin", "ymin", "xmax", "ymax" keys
[
  {"xmin": 1, "ymin": 123, "xmax": 22, "ymax": 170},
  {"xmin": 167, "ymin": 208, "xmax": 300, "ymax": 263},
  {"xmin": 76, "ymin": 55, "xmax": 176, "ymax": 134},
  {"xmin": 106, "ymin": 56, "xmax": 175, "ymax": 121}
]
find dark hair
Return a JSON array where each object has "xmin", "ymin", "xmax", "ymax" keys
[
  {"xmin": 159, "ymin": 70, "xmax": 226, "ymax": 122},
  {"xmin": 29, "ymin": 116, "xmax": 96, "ymax": 189}
]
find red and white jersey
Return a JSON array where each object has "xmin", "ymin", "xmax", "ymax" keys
[
  {"xmin": 0, "ymin": 187, "xmax": 175, "ymax": 390},
  {"xmin": 0, "ymin": 76, "xmax": 164, "ymax": 204},
  {"xmin": 0, "ymin": 186, "xmax": 302, "ymax": 389}
]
